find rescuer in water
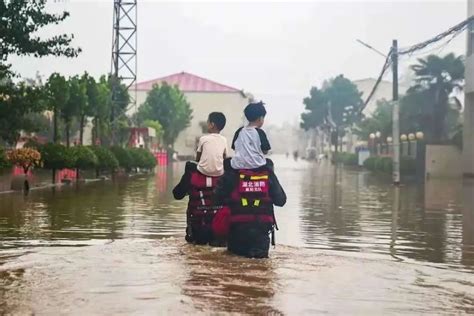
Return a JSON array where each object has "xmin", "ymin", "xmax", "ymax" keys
[
  {"xmin": 214, "ymin": 102, "xmax": 287, "ymax": 258},
  {"xmin": 173, "ymin": 112, "xmax": 228, "ymax": 246}
]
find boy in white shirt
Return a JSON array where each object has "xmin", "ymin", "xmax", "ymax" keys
[
  {"xmin": 173, "ymin": 112, "xmax": 227, "ymax": 245},
  {"xmin": 196, "ymin": 112, "xmax": 228, "ymax": 176}
]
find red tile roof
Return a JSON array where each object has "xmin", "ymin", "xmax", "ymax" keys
[{"xmin": 133, "ymin": 72, "xmax": 242, "ymax": 93}]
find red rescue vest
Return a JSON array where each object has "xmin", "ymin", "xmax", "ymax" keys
[
  {"xmin": 187, "ymin": 171, "xmax": 224, "ymax": 231},
  {"xmin": 228, "ymin": 169, "xmax": 274, "ymax": 224}
]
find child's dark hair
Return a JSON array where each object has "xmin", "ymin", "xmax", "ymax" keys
[
  {"xmin": 244, "ymin": 101, "xmax": 266, "ymax": 122},
  {"xmin": 208, "ymin": 112, "xmax": 226, "ymax": 131}
]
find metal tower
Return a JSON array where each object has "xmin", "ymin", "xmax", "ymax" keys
[{"xmin": 111, "ymin": 0, "xmax": 137, "ymax": 115}]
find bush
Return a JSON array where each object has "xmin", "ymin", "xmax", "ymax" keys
[
  {"xmin": 401, "ymin": 157, "xmax": 416, "ymax": 174},
  {"xmin": 90, "ymin": 146, "xmax": 119, "ymax": 171},
  {"xmin": 129, "ymin": 148, "xmax": 156, "ymax": 170},
  {"xmin": 381, "ymin": 157, "xmax": 393, "ymax": 173},
  {"xmin": 70, "ymin": 146, "xmax": 98, "ymax": 170},
  {"xmin": 23, "ymin": 138, "xmax": 41, "ymax": 149},
  {"xmin": 110, "ymin": 146, "xmax": 133, "ymax": 170},
  {"xmin": 6, "ymin": 148, "xmax": 42, "ymax": 173},
  {"xmin": 363, "ymin": 157, "xmax": 377, "ymax": 171},
  {"xmin": 363, "ymin": 156, "xmax": 416, "ymax": 175},
  {"xmin": 38, "ymin": 143, "xmax": 75, "ymax": 170},
  {"xmin": 334, "ymin": 152, "xmax": 358, "ymax": 166},
  {"xmin": 0, "ymin": 147, "xmax": 11, "ymax": 170}
]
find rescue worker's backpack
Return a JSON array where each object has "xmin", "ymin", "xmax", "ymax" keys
[
  {"xmin": 187, "ymin": 171, "xmax": 227, "ymax": 242},
  {"xmin": 228, "ymin": 169, "xmax": 274, "ymax": 225}
]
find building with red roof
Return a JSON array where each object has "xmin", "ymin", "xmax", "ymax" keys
[{"xmin": 131, "ymin": 72, "xmax": 252, "ymax": 157}]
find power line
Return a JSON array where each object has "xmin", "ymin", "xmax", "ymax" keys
[
  {"xmin": 399, "ymin": 16, "xmax": 474, "ymax": 56},
  {"xmin": 398, "ymin": 29, "xmax": 462, "ymax": 60},
  {"xmin": 359, "ymin": 16, "xmax": 474, "ymax": 113},
  {"xmin": 359, "ymin": 49, "xmax": 392, "ymax": 113}
]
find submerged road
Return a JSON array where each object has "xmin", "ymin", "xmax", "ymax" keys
[{"xmin": 1, "ymin": 156, "xmax": 473, "ymax": 314}]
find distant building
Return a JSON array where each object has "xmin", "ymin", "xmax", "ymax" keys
[
  {"xmin": 131, "ymin": 72, "xmax": 251, "ymax": 158},
  {"xmin": 353, "ymin": 78, "xmax": 408, "ymax": 116}
]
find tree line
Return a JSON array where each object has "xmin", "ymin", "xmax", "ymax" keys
[
  {"xmin": 1, "ymin": 1, "xmax": 192, "ymax": 151},
  {"xmin": 300, "ymin": 52, "xmax": 464, "ymax": 150}
]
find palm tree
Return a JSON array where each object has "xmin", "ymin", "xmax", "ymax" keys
[{"xmin": 410, "ymin": 53, "xmax": 464, "ymax": 142}]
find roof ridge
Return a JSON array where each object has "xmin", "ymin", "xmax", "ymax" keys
[
  {"xmin": 133, "ymin": 71, "xmax": 242, "ymax": 93},
  {"xmin": 179, "ymin": 71, "xmax": 241, "ymax": 92}
]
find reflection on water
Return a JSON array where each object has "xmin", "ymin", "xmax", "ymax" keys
[
  {"xmin": 297, "ymin": 161, "xmax": 471, "ymax": 270},
  {"xmin": 0, "ymin": 156, "xmax": 473, "ymax": 314},
  {"xmin": 463, "ymin": 180, "xmax": 474, "ymax": 266}
]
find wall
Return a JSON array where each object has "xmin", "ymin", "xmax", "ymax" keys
[
  {"xmin": 425, "ymin": 145, "xmax": 463, "ymax": 178},
  {"xmin": 464, "ymin": 94, "xmax": 474, "ymax": 177},
  {"xmin": 134, "ymin": 90, "xmax": 248, "ymax": 157},
  {"xmin": 464, "ymin": 0, "xmax": 474, "ymax": 177}
]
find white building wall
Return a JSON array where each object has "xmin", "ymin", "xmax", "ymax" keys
[
  {"xmin": 133, "ymin": 90, "xmax": 248, "ymax": 157},
  {"xmin": 464, "ymin": 0, "xmax": 474, "ymax": 177}
]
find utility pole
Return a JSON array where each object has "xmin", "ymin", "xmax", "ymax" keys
[{"xmin": 392, "ymin": 39, "xmax": 401, "ymax": 185}]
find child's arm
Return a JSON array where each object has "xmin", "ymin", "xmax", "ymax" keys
[
  {"xmin": 195, "ymin": 136, "xmax": 204, "ymax": 162},
  {"xmin": 223, "ymin": 139, "xmax": 228, "ymax": 159},
  {"xmin": 257, "ymin": 128, "xmax": 271, "ymax": 154},
  {"xmin": 231, "ymin": 127, "xmax": 243, "ymax": 150}
]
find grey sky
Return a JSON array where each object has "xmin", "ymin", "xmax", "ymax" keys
[{"xmin": 10, "ymin": 0, "xmax": 467, "ymax": 125}]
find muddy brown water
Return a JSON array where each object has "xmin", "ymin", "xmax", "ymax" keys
[{"xmin": 1, "ymin": 156, "xmax": 473, "ymax": 314}]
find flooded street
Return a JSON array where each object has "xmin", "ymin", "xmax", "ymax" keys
[{"xmin": 1, "ymin": 155, "xmax": 473, "ymax": 314}]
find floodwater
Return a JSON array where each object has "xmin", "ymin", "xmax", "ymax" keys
[{"xmin": 1, "ymin": 156, "xmax": 473, "ymax": 314}]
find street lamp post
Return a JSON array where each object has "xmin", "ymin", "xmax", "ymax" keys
[
  {"xmin": 356, "ymin": 38, "xmax": 400, "ymax": 184},
  {"xmin": 392, "ymin": 40, "xmax": 400, "ymax": 185},
  {"xmin": 375, "ymin": 131, "xmax": 381, "ymax": 155}
]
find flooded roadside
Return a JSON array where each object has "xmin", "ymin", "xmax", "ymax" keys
[{"xmin": 1, "ymin": 156, "xmax": 473, "ymax": 314}]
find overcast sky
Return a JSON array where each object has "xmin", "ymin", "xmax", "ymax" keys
[{"xmin": 10, "ymin": 0, "xmax": 468, "ymax": 125}]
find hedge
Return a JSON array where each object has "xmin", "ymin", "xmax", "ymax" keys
[
  {"xmin": 129, "ymin": 148, "xmax": 156, "ymax": 170},
  {"xmin": 38, "ymin": 143, "xmax": 76, "ymax": 170},
  {"xmin": 70, "ymin": 146, "xmax": 98, "ymax": 170},
  {"xmin": 3, "ymin": 144, "xmax": 156, "ymax": 175},
  {"xmin": 363, "ymin": 156, "xmax": 416, "ymax": 174},
  {"xmin": 90, "ymin": 146, "xmax": 119, "ymax": 171},
  {"xmin": 0, "ymin": 147, "xmax": 11, "ymax": 170},
  {"xmin": 110, "ymin": 146, "xmax": 134, "ymax": 171},
  {"xmin": 334, "ymin": 152, "xmax": 358, "ymax": 166}
]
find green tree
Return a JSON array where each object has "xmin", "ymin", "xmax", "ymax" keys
[
  {"xmin": 62, "ymin": 76, "xmax": 85, "ymax": 147},
  {"xmin": 324, "ymin": 75, "xmax": 363, "ymax": 127},
  {"xmin": 409, "ymin": 53, "xmax": 464, "ymax": 142},
  {"xmin": 136, "ymin": 83, "xmax": 192, "ymax": 148},
  {"xmin": 45, "ymin": 73, "xmax": 69, "ymax": 143},
  {"xmin": 143, "ymin": 119, "xmax": 164, "ymax": 140},
  {"xmin": 300, "ymin": 87, "xmax": 327, "ymax": 131},
  {"xmin": 354, "ymin": 99, "xmax": 393, "ymax": 140},
  {"xmin": 0, "ymin": 81, "xmax": 46, "ymax": 146},
  {"xmin": 92, "ymin": 76, "xmax": 112, "ymax": 145},
  {"xmin": 300, "ymin": 75, "xmax": 362, "ymax": 153},
  {"xmin": 78, "ymin": 72, "xmax": 97, "ymax": 145},
  {"xmin": 0, "ymin": 0, "xmax": 80, "ymax": 76},
  {"xmin": 0, "ymin": 1, "xmax": 79, "ymax": 147},
  {"xmin": 108, "ymin": 75, "xmax": 131, "ymax": 145}
]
